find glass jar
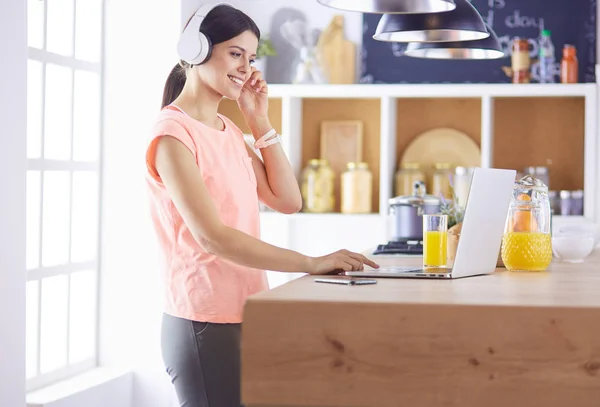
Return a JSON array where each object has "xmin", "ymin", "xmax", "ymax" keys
[
  {"xmin": 431, "ymin": 163, "xmax": 453, "ymax": 199},
  {"xmin": 341, "ymin": 162, "xmax": 373, "ymax": 214},
  {"xmin": 501, "ymin": 175, "xmax": 552, "ymax": 271},
  {"xmin": 395, "ymin": 162, "xmax": 425, "ymax": 197},
  {"xmin": 300, "ymin": 159, "xmax": 335, "ymax": 212},
  {"xmin": 571, "ymin": 190, "xmax": 584, "ymax": 216},
  {"xmin": 559, "ymin": 190, "xmax": 572, "ymax": 215}
]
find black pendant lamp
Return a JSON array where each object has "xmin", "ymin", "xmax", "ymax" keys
[
  {"xmin": 316, "ymin": 0, "xmax": 456, "ymax": 14},
  {"xmin": 373, "ymin": 0, "xmax": 488, "ymax": 43},
  {"xmin": 404, "ymin": 24, "xmax": 504, "ymax": 59}
]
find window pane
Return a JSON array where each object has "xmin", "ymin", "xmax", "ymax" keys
[
  {"xmin": 27, "ymin": 60, "xmax": 43, "ymax": 159},
  {"xmin": 40, "ymin": 275, "xmax": 69, "ymax": 374},
  {"xmin": 72, "ymin": 71, "xmax": 100, "ymax": 162},
  {"xmin": 26, "ymin": 281, "xmax": 40, "ymax": 379},
  {"xmin": 44, "ymin": 64, "xmax": 73, "ymax": 160},
  {"xmin": 27, "ymin": 171, "xmax": 42, "ymax": 270},
  {"xmin": 75, "ymin": 0, "xmax": 102, "ymax": 62},
  {"xmin": 28, "ymin": 0, "xmax": 45, "ymax": 49},
  {"xmin": 41, "ymin": 171, "xmax": 71, "ymax": 267},
  {"xmin": 46, "ymin": 0, "xmax": 74, "ymax": 56},
  {"xmin": 69, "ymin": 269, "xmax": 96, "ymax": 364},
  {"xmin": 71, "ymin": 171, "xmax": 98, "ymax": 262}
]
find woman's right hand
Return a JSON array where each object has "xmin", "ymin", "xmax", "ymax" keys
[{"xmin": 306, "ymin": 250, "xmax": 380, "ymax": 275}]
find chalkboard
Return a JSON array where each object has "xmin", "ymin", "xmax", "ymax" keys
[{"xmin": 360, "ymin": 0, "xmax": 597, "ymax": 84}]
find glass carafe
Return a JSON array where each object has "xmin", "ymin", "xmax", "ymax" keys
[{"xmin": 501, "ymin": 175, "xmax": 552, "ymax": 271}]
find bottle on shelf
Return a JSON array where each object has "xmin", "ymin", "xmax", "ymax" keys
[
  {"xmin": 571, "ymin": 190, "xmax": 584, "ymax": 216},
  {"xmin": 557, "ymin": 190, "xmax": 585, "ymax": 216},
  {"xmin": 453, "ymin": 167, "xmax": 474, "ymax": 209},
  {"xmin": 539, "ymin": 29, "xmax": 556, "ymax": 83},
  {"xmin": 560, "ymin": 44, "xmax": 578, "ymax": 84},
  {"xmin": 431, "ymin": 162, "xmax": 453, "ymax": 200},
  {"xmin": 300, "ymin": 158, "xmax": 335, "ymax": 213},
  {"xmin": 511, "ymin": 38, "xmax": 531, "ymax": 84},
  {"xmin": 394, "ymin": 162, "xmax": 425, "ymax": 197},
  {"xmin": 341, "ymin": 162, "xmax": 373, "ymax": 214}
]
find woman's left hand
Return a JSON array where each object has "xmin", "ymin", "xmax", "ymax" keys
[{"xmin": 237, "ymin": 66, "xmax": 269, "ymax": 121}]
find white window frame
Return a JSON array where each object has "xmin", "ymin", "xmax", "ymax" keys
[{"xmin": 26, "ymin": 0, "xmax": 105, "ymax": 392}]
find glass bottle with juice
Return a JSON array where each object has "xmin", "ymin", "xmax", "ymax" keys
[{"xmin": 501, "ymin": 175, "xmax": 552, "ymax": 271}]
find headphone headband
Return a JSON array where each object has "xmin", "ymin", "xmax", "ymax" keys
[{"xmin": 177, "ymin": 3, "xmax": 231, "ymax": 65}]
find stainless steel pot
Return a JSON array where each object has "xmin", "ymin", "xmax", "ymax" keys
[{"xmin": 389, "ymin": 181, "xmax": 441, "ymax": 240}]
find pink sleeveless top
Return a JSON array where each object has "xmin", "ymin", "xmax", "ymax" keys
[{"xmin": 145, "ymin": 105, "xmax": 269, "ymax": 323}]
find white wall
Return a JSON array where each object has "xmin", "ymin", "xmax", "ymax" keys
[
  {"xmin": 101, "ymin": 1, "xmax": 181, "ymax": 406},
  {"xmin": 218, "ymin": 0, "xmax": 360, "ymax": 40},
  {"xmin": 183, "ymin": 0, "xmax": 363, "ymax": 43},
  {"xmin": 182, "ymin": 0, "xmax": 364, "ymax": 81},
  {"xmin": 0, "ymin": 0, "xmax": 27, "ymax": 406}
]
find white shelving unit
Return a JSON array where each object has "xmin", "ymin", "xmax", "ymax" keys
[
  {"xmin": 268, "ymin": 83, "xmax": 597, "ymax": 98},
  {"xmin": 230, "ymin": 82, "xmax": 600, "ymax": 265}
]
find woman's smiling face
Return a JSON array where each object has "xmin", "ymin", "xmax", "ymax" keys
[{"xmin": 196, "ymin": 30, "xmax": 259, "ymax": 99}]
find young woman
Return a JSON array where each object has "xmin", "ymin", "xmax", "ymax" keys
[{"xmin": 145, "ymin": 4, "xmax": 379, "ymax": 406}]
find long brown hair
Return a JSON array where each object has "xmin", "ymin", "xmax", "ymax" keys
[{"xmin": 161, "ymin": 5, "xmax": 260, "ymax": 108}]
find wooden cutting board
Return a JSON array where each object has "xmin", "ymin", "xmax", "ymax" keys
[
  {"xmin": 401, "ymin": 127, "xmax": 481, "ymax": 188},
  {"xmin": 317, "ymin": 15, "xmax": 356, "ymax": 84}
]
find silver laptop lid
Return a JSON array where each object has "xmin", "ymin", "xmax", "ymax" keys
[{"xmin": 451, "ymin": 168, "xmax": 516, "ymax": 279}]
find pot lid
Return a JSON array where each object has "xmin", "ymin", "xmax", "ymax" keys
[{"xmin": 389, "ymin": 181, "xmax": 441, "ymax": 206}]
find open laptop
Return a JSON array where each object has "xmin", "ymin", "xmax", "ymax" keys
[{"xmin": 346, "ymin": 167, "xmax": 517, "ymax": 279}]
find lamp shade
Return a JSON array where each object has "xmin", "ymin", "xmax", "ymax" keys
[
  {"xmin": 316, "ymin": 0, "xmax": 456, "ymax": 14},
  {"xmin": 404, "ymin": 24, "xmax": 504, "ymax": 59},
  {"xmin": 373, "ymin": 0, "xmax": 488, "ymax": 42}
]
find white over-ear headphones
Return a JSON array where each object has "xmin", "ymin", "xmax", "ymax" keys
[{"xmin": 177, "ymin": 3, "xmax": 231, "ymax": 66}]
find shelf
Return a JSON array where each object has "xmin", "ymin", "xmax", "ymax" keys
[
  {"xmin": 287, "ymin": 212, "xmax": 382, "ymax": 220},
  {"xmin": 493, "ymin": 97, "xmax": 585, "ymax": 191},
  {"xmin": 553, "ymin": 215, "xmax": 586, "ymax": 222},
  {"xmin": 214, "ymin": 80, "xmax": 597, "ymax": 249},
  {"xmin": 260, "ymin": 212, "xmax": 588, "ymax": 222},
  {"xmin": 301, "ymin": 98, "xmax": 381, "ymax": 213},
  {"xmin": 267, "ymin": 83, "xmax": 596, "ymax": 99}
]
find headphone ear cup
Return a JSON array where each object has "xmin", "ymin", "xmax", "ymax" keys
[
  {"xmin": 199, "ymin": 33, "xmax": 213, "ymax": 64},
  {"xmin": 177, "ymin": 3, "xmax": 220, "ymax": 65},
  {"xmin": 177, "ymin": 24, "xmax": 202, "ymax": 65}
]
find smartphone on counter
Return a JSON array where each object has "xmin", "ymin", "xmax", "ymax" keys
[{"xmin": 314, "ymin": 278, "xmax": 377, "ymax": 286}]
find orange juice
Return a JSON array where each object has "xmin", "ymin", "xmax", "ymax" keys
[
  {"xmin": 501, "ymin": 232, "xmax": 552, "ymax": 271},
  {"xmin": 424, "ymin": 231, "xmax": 447, "ymax": 267}
]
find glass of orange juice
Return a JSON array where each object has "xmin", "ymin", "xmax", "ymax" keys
[{"xmin": 423, "ymin": 214, "xmax": 448, "ymax": 269}]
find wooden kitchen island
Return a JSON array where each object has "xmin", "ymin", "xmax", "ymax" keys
[{"xmin": 241, "ymin": 251, "xmax": 600, "ymax": 407}]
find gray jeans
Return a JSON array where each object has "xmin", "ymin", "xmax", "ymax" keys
[{"xmin": 161, "ymin": 313, "xmax": 243, "ymax": 407}]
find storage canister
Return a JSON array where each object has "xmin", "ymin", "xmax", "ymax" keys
[
  {"xmin": 341, "ymin": 162, "xmax": 372, "ymax": 214},
  {"xmin": 301, "ymin": 159, "xmax": 335, "ymax": 213}
]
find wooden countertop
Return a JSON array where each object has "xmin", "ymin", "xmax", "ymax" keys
[
  {"xmin": 246, "ymin": 253, "xmax": 600, "ymax": 308},
  {"xmin": 241, "ymin": 250, "xmax": 600, "ymax": 407}
]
